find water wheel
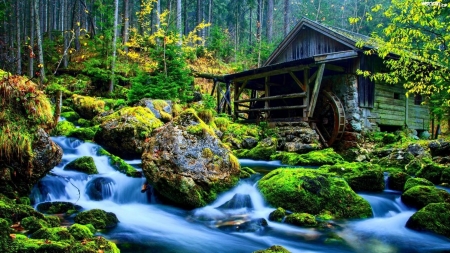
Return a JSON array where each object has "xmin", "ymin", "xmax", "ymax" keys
[{"xmin": 312, "ymin": 91, "xmax": 345, "ymax": 147}]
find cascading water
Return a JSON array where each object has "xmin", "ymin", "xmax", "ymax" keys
[{"xmin": 31, "ymin": 137, "xmax": 450, "ymax": 253}]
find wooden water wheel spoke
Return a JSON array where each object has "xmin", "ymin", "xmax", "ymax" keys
[{"xmin": 312, "ymin": 91, "xmax": 346, "ymax": 146}]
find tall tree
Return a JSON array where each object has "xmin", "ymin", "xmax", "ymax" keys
[
  {"xmin": 284, "ymin": 0, "xmax": 290, "ymax": 36},
  {"xmin": 110, "ymin": 0, "xmax": 119, "ymax": 93},
  {"xmin": 29, "ymin": 0, "xmax": 35, "ymax": 77},
  {"xmin": 123, "ymin": 0, "xmax": 130, "ymax": 52},
  {"xmin": 176, "ymin": 0, "xmax": 182, "ymax": 44},
  {"xmin": 34, "ymin": 0, "xmax": 45, "ymax": 84},
  {"xmin": 16, "ymin": 0, "xmax": 22, "ymax": 75},
  {"xmin": 267, "ymin": 0, "xmax": 273, "ymax": 43}
]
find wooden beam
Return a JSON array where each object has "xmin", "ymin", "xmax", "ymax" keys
[
  {"xmin": 234, "ymin": 82, "xmax": 239, "ymax": 120},
  {"xmin": 289, "ymin": 72, "xmax": 306, "ymax": 91},
  {"xmin": 308, "ymin": 70, "xmax": 318, "ymax": 85},
  {"xmin": 314, "ymin": 50, "xmax": 358, "ymax": 63},
  {"xmin": 234, "ymin": 92, "xmax": 306, "ymax": 103},
  {"xmin": 216, "ymin": 83, "xmax": 220, "ymax": 113},
  {"xmin": 193, "ymin": 72, "xmax": 225, "ymax": 82},
  {"xmin": 307, "ymin": 63, "xmax": 325, "ymax": 118},
  {"xmin": 236, "ymin": 80, "xmax": 248, "ymax": 98},
  {"xmin": 231, "ymin": 65, "xmax": 310, "ymax": 82},
  {"xmin": 303, "ymin": 69, "xmax": 310, "ymax": 117},
  {"xmin": 211, "ymin": 80, "xmax": 217, "ymax": 96},
  {"xmin": 237, "ymin": 105, "xmax": 308, "ymax": 113},
  {"xmin": 265, "ymin": 77, "xmax": 270, "ymax": 119}
]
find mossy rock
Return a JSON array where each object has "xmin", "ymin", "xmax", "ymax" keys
[
  {"xmin": 61, "ymin": 106, "xmax": 74, "ymax": 113},
  {"xmin": 64, "ymin": 156, "xmax": 98, "ymax": 174},
  {"xmin": 401, "ymin": 186, "xmax": 450, "ymax": 209},
  {"xmin": 271, "ymin": 148, "xmax": 344, "ymax": 166},
  {"xmin": 30, "ymin": 227, "xmax": 74, "ymax": 241},
  {"xmin": 0, "ymin": 200, "xmax": 44, "ymax": 223},
  {"xmin": 388, "ymin": 171, "xmax": 411, "ymax": 191},
  {"xmin": 68, "ymin": 223, "xmax": 94, "ymax": 240},
  {"xmin": 441, "ymin": 168, "xmax": 450, "ymax": 185},
  {"xmin": 320, "ymin": 162, "xmax": 384, "ymax": 192},
  {"xmin": 21, "ymin": 216, "xmax": 50, "ymax": 233},
  {"xmin": 416, "ymin": 163, "xmax": 446, "ymax": 184},
  {"xmin": 404, "ymin": 159, "xmax": 425, "ymax": 176},
  {"xmin": 72, "ymin": 94, "xmax": 105, "ymax": 120},
  {"xmin": 382, "ymin": 133, "xmax": 398, "ymax": 144},
  {"xmin": 44, "ymin": 216, "xmax": 61, "ymax": 227},
  {"xmin": 0, "ymin": 218, "xmax": 12, "ymax": 252},
  {"xmin": 240, "ymin": 166, "xmax": 257, "ymax": 179},
  {"xmin": 404, "ymin": 177, "xmax": 434, "ymax": 191},
  {"xmin": 97, "ymin": 148, "xmax": 141, "ymax": 177},
  {"xmin": 76, "ymin": 118, "xmax": 92, "ymax": 127},
  {"xmin": 67, "ymin": 127, "xmax": 96, "ymax": 141},
  {"xmin": 74, "ymin": 209, "xmax": 119, "ymax": 229},
  {"xmin": 51, "ymin": 120, "xmax": 76, "ymax": 136},
  {"xmin": 268, "ymin": 207, "xmax": 286, "ymax": 222},
  {"xmin": 258, "ymin": 168, "xmax": 373, "ymax": 219},
  {"xmin": 253, "ymin": 245, "xmax": 291, "ymax": 253},
  {"xmin": 36, "ymin": 201, "xmax": 82, "ymax": 214},
  {"xmin": 243, "ymin": 137, "xmax": 278, "ymax": 160},
  {"xmin": 60, "ymin": 111, "xmax": 80, "ymax": 122},
  {"xmin": 285, "ymin": 213, "xmax": 318, "ymax": 227},
  {"xmin": 406, "ymin": 203, "xmax": 450, "ymax": 238}
]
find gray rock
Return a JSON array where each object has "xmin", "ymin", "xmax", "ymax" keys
[
  {"xmin": 242, "ymin": 137, "xmax": 258, "ymax": 149},
  {"xmin": 407, "ymin": 144, "xmax": 425, "ymax": 157},
  {"xmin": 137, "ymin": 99, "xmax": 173, "ymax": 120},
  {"xmin": 429, "ymin": 140, "xmax": 450, "ymax": 157},
  {"xmin": 419, "ymin": 131, "xmax": 431, "ymax": 140},
  {"xmin": 86, "ymin": 177, "xmax": 115, "ymax": 201}
]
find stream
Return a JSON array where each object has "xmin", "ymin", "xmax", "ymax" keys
[{"xmin": 30, "ymin": 137, "xmax": 450, "ymax": 253}]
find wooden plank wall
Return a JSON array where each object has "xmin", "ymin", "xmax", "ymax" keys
[
  {"xmin": 370, "ymin": 82, "xmax": 430, "ymax": 130},
  {"xmin": 272, "ymin": 27, "xmax": 350, "ymax": 64}
]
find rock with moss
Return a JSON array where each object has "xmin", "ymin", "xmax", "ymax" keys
[
  {"xmin": 387, "ymin": 171, "xmax": 411, "ymax": 191},
  {"xmin": 258, "ymin": 168, "xmax": 372, "ymax": 219},
  {"xmin": 72, "ymin": 94, "xmax": 105, "ymax": 119},
  {"xmin": 64, "ymin": 156, "xmax": 98, "ymax": 174},
  {"xmin": 403, "ymin": 177, "xmax": 434, "ymax": 191},
  {"xmin": 429, "ymin": 141, "xmax": 450, "ymax": 157},
  {"xmin": 240, "ymin": 166, "xmax": 257, "ymax": 179},
  {"xmin": 406, "ymin": 203, "xmax": 450, "ymax": 238},
  {"xmin": 60, "ymin": 111, "xmax": 80, "ymax": 122},
  {"xmin": 67, "ymin": 127, "xmax": 97, "ymax": 141},
  {"xmin": 0, "ymin": 199, "xmax": 44, "ymax": 223},
  {"xmin": 21, "ymin": 217, "xmax": 51, "ymax": 233},
  {"xmin": 221, "ymin": 123, "xmax": 260, "ymax": 150},
  {"xmin": 86, "ymin": 177, "xmax": 115, "ymax": 200},
  {"xmin": 416, "ymin": 163, "xmax": 446, "ymax": 184},
  {"xmin": 36, "ymin": 201, "xmax": 82, "ymax": 214},
  {"xmin": 0, "ymin": 74, "xmax": 63, "ymax": 198},
  {"xmin": 142, "ymin": 109, "xmax": 241, "ymax": 209},
  {"xmin": 68, "ymin": 223, "xmax": 94, "ymax": 240},
  {"xmin": 97, "ymin": 148, "xmax": 141, "ymax": 177},
  {"xmin": 137, "ymin": 99, "xmax": 173, "ymax": 122},
  {"xmin": 74, "ymin": 209, "xmax": 119, "ymax": 229},
  {"xmin": 319, "ymin": 162, "xmax": 384, "ymax": 192},
  {"xmin": 253, "ymin": 245, "xmax": 291, "ymax": 253},
  {"xmin": 401, "ymin": 186, "xmax": 450, "ymax": 209},
  {"xmin": 0, "ymin": 218, "xmax": 13, "ymax": 252},
  {"xmin": 269, "ymin": 207, "xmax": 286, "ymax": 222},
  {"xmin": 285, "ymin": 213, "xmax": 318, "ymax": 227},
  {"xmin": 240, "ymin": 137, "xmax": 278, "ymax": 160},
  {"xmin": 94, "ymin": 106, "xmax": 163, "ymax": 159},
  {"xmin": 271, "ymin": 148, "xmax": 344, "ymax": 166},
  {"xmin": 441, "ymin": 167, "xmax": 450, "ymax": 185},
  {"xmin": 51, "ymin": 120, "xmax": 76, "ymax": 136},
  {"xmin": 76, "ymin": 118, "xmax": 92, "ymax": 127},
  {"xmin": 31, "ymin": 227, "xmax": 74, "ymax": 241}
]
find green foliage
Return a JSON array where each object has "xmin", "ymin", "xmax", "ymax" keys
[
  {"xmin": 271, "ymin": 148, "xmax": 344, "ymax": 166},
  {"xmin": 207, "ymin": 26, "xmax": 234, "ymax": 61},
  {"xmin": 51, "ymin": 121, "xmax": 76, "ymax": 136},
  {"xmin": 68, "ymin": 224, "xmax": 94, "ymax": 240}
]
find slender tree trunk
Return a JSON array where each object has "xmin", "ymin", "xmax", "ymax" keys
[
  {"xmin": 63, "ymin": 0, "xmax": 69, "ymax": 68},
  {"xmin": 284, "ymin": 0, "xmax": 290, "ymax": 36},
  {"xmin": 208, "ymin": 0, "xmax": 212, "ymax": 39},
  {"xmin": 109, "ymin": 0, "xmax": 119, "ymax": 93},
  {"xmin": 156, "ymin": 0, "xmax": 161, "ymax": 27},
  {"xmin": 16, "ymin": 1, "xmax": 22, "ymax": 75},
  {"xmin": 197, "ymin": 0, "xmax": 202, "ymax": 44},
  {"xmin": 53, "ymin": 90, "xmax": 62, "ymax": 127},
  {"xmin": 183, "ymin": 0, "xmax": 188, "ymax": 35},
  {"xmin": 267, "ymin": 0, "xmax": 273, "ymax": 43},
  {"xmin": 35, "ymin": 0, "xmax": 46, "ymax": 85},
  {"xmin": 48, "ymin": 0, "xmax": 53, "ymax": 41},
  {"xmin": 176, "ymin": 0, "xmax": 182, "ymax": 44},
  {"xmin": 29, "ymin": 0, "xmax": 35, "ymax": 77},
  {"xmin": 123, "ymin": 0, "xmax": 130, "ymax": 52}
]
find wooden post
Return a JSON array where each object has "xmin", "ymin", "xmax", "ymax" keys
[
  {"xmin": 226, "ymin": 82, "xmax": 232, "ymax": 115},
  {"xmin": 265, "ymin": 76, "xmax": 270, "ymax": 119},
  {"xmin": 216, "ymin": 82, "xmax": 221, "ymax": 113},
  {"xmin": 303, "ymin": 69, "xmax": 309, "ymax": 119},
  {"xmin": 234, "ymin": 82, "xmax": 239, "ymax": 120},
  {"xmin": 211, "ymin": 79, "xmax": 217, "ymax": 96},
  {"xmin": 405, "ymin": 95, "xmax": 409, "ymax": 128},
  {"xmin": 307, "ymin": 64, "xmax": 325, "ymax": 118}
]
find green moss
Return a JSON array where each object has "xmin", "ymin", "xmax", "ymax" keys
[
  {"xmin": 31, "ymin": 227, "xmax": 74, "ymax": 241},
  {"xmin": 60, "ymin": 111, "xmax": 80, "ymax": 122},
  {"xmin": 0, "ymin": 199, "xmax": 44, "ymax": 222},
  {"xmin": 98, "ymin": 148, "xmax": 141, "ymax": 177},
  {"xmin": 197, "ymin": 109, "xmax": 215, "ymax": 124},
  {"xmin": 401, "ymin": 186, "xmax": 450, "ymax": 209},
  {"xmin": 214, "ymin": 117, "xmax": 231, "ymax": 132},
  {"xmin": 272, "ymin": 148, "xmax": 344, "ymax": 166},
  {"xmin": 244, "ymin": 137, "xmax": 278, "ymax": 160},
  {"xmin": 320, "ymin": 162, "xmax": 384, "ymax": 192},
  {"xmin": 69, "ymin": 224, "xmax": 94, "ymax": 240},
  {"xmin": 68, "ymin": 127, "xmax": 96, "ymax": 141},
  {"xmin": 258, "ymin": 168, "xmax": 372, "ymax": 219},
  {"xmin": 285, "ymin": 213, "xmax": 318, "ymax": 227},
  {"xmin": 268, "ymin": 207, "xmax": 286, "ymax": 222},
  {"xmin": 21, "ymin": 216, "xmax": 49, "ymax": 233},
  {"xmin": 64, "ymin": 156, "xmax": 98, "ymax": 174},
  {"xmin": 253, "ymin": 245, "xmax": 291, "ymax": 253},
  {"xmin": 382, "ymin": 133, "xmax": 398, "ymax": 144},
  {"xmin": 51, "ymin": 120, "xmax": 76, "ymax": 136},
  {"xmin": 44, "ymin": 216, "xmax": 61, "ymax": 227},
  {"xmin": 404, "ymin": 177, "xmax": 434, "ymax": 191},
  {"xmin": 36, "ymin": 201, "xmax": 81, "ymax": 215},
  {"xmin": 416, "ymin": 163, "xmax": 446, "ymax": 184},
  {"xmin": 72, "ymin": 94, "xmax": 105, "ymax": 119},
  {"xmin": 202, "ymin": 148, "xmax": 214, "ymax": 158},
  {"xmin": 176, "ymin": 109, "xmax": 216, "ymax": 137},
  {"xmin": 18, "ymin": 197, "xmax": 30, "ymax": 205},
  {"xmin": 406, "ymin": 203, "xmax": 450, "ymax": 238},
  {"xmin": 12, "ymin": 234, "xmax": 72, "ymax": 252},
  {"xmin": 76, "ymin": 118, "xmax": 92, "ymax": 127},
  {"xmin": 0, "ymin": 218, "xmax": 12, "ymax": 252},
  {"xmin": 240, "ymin": 166, "xmax": 257, "ymax": 179},
  {"xmin": 387, "ymin": 171, "xmax": 411, "ymax": 191},
  {"xmin": 74, "ymin": 209, "xmax": 119, "ymax": 229},
  {"xmin": 441, "ymin": 168, "xmax": 450, "ymax": 185}
]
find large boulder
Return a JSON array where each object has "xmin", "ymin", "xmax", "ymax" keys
[
  {"xmin": 0, "ymin": 73, "xmax": 62, "ymax": 198},
  {"xmin": 258, "ymin": 168, "xmax": 373, "ymax": 219},
  {"xmin": 74, "ymin": 209, "xmax": 119, "ymax": 229},
  {"xmin": 401, "ymin": 185, "xmax": 450, "ymax": 209},
  {"xmin": 94, "ymin": 106, "xmax": 163, "ymax": 159},
  {"xmin": 429, "ymin": 140, "xmax": 450, "ymax": 157},
  {"xmin": 136, "ymin": 99, "xmax": 173, "ymax": 122},
  {"xmin": 142, "ymin": 109, "xmax": 240, "ymax": 209},
  {"xmin": 72, "ymin": 94, "xmax": 105, "ymax": 120},
  {"xmin": 406, "ymin": 203, "xmax": 450, "ymax": 238},
  {"xmin": 271, "ymin": 148, "xmax": 344, "ymax": 166},
  {"xmin": 403, "ymin": 177, "xmax": 434, "ymax": 191},
  {"xmin": 86, "ymin": 177, "xmax": 115, "ymax": 200},
  {"xmin": 416, "ymin": 163, "xmax": 447, "ymax": 184},
  {"xmin": 64, "ymin": 156, "xmax": 98, "ymax": 174}
]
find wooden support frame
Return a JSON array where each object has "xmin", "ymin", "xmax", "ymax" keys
[
  {"xmin": 237, "ymin": 105, "xmax": 308, "ymax": 113},
  {"xmin": 231, "ymin": 65, "xmax": 310, "ymax": 83},
  {"xmin": 234, "ymin": 92, "xmax": 306, "ymax": 103},
  {"xmin": 303, "ymin": 69, "xmax": 310, "ymax": 117},
  {"xmin": 307, "ymin": 63, "xmax": 325, "ymax": 118},
  {"xmin": 265, "ymin": 77, "xmax": 270, "ymax": 118},
  {"xmin": 289, "ymin": 71, "xmax": 306, "ymax": 91}
]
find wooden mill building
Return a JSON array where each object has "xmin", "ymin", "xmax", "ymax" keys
[{"xmin": 214, "ymin": 17, "xmax": 430, "ymax": 147}]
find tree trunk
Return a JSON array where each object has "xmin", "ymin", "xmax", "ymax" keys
[
  {"xmin": 29, "ymin": 0, "xmax": 35, "ymax": 77},
  {"xmin": 284, "ymin": 0, "xmax": 290, "ymax": 37},
  {"xmin": 16, "ymin": 1, "xmax": 22, "ymax": 75},
  {"xmin": 109, "ymin": 0, "xmax": 119, "ymax": 93},
  {"xmin": 267, "ymin": 0, "xmax": 273, "ymax": 43},
  {"xmin": 53, "ymin": 90, "xmax": 62, "ymax": 127},
  {"xmin": 176, "ymin": 0, "xmax": 182, "ymax": 44},
  {"xmin": 156, "ymin": 0, "xmax": 161, "ymax": 28},
  {"xmin": 257, "ymin": 0, "xmax": 262, "ymax": 43},
  {"xmin": 35, "ymin": 0, "xmax": 46, "ymax": 85},
  {"xmin": 183, "ymin": 0, "xmax": 188, "ymax": 35},
  {"xmin": 123, "ymin": 0, "xmax": 130, "ymax": 52},
  {"xmin": 197, "ymin": 0, "xmax": 202, "ymax": 44}
]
